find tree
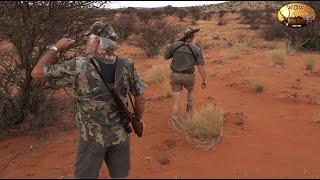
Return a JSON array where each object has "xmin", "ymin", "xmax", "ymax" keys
[
  {"xmin": 137, "ymin": 19, "xmax": 179, "ymax": 57},
  {"xmin": 0, "ymin": 1, "xmax": 107, "ymax": 135},
  {"xmin": 176, "ymin": 9, "xmax": 188, "ymax": 22},
  {"xmin": 190, "ymin": 6, "xmax": 201, "ymax": 21},
  {"xmin": 218, "ymin": 10, "xmax": 227, "ymax": 18},
  {"xmin": 239, "ymin": 8, "xmax": 262, "ymax": 30},
  {"xmin": 163, "ymin": 5, "xmax": 177, "ymax": 16},
  {"xmin": 136, "ymin": 10, "xmax": 152, "ymax": 24},
  {"xmin": 111, "ymin": 13, "xmax": 137, "ymax": 42},
  {"xmin": 201, "ymin": 11, "xmax": 214, "ymax": 21}
]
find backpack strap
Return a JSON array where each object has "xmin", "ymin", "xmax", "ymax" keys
[
  {"xmin": 172, "ymin": 41, "xmax": 197, "ymax": 63},
  {"xmin": 185, "ymin": 43, "xmax": 197, "ymax": 63}
]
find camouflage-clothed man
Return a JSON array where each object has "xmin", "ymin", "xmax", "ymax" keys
[
  {"xmin": 32, "ymin": 22, "xmax": 146, "ymax": 179},
  {"xmin": 164, "ymin": 27, "xmax": 207, "ymax": 129}
]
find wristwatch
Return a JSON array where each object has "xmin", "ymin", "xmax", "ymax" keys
[{"xmin": 49, "ymin": 45, "xmax": 59, "ymax": 52}]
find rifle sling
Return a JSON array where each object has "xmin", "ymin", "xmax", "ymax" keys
[{"xmin": 89, "ymin": 57, "xmax": 134, "ymax": 121}]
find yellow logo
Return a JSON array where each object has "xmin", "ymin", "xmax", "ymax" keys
[{"xmin": 277, "ymin": 3, "xmax": 317, "ymax": 28}]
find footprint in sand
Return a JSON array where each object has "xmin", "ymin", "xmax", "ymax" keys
[{"xmin": 149, "ymin": 139, "xmax": 177, "ymax": 165}]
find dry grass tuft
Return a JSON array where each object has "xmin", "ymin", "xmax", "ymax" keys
[
  {"xmin": 146, "ymin": 64, "xmax": 171, "ymax": 84},
  {"xmin": 228, "ymin": 42, "xmax": 247, "ymax": 59},
  {"xmin": 159, "ymin": 79, "xmax": 172, "ymax": 98},
  {"xmin": 180, "ymin": 104, "xmax": 224, "ymax": 150},
  {"xmin": 269, "ymin": 48, "xmax": 286, "ymax": 66},
  {"xmin": 313, "ymin": 111, "xmax": 320, "ymax": 123},
  {"xmin": 248, "ymin": 78, "xmax": 264, "ymax": 93},
  {"xmin": 304, "ymin": 55, "xmax": 317, "ymax": 71},
  {"xmin": 195, "ymin": 38, "xmax": 214, "ymax": 50}
]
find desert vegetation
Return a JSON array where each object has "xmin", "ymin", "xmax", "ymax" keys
[
  {"xmin": 190, "ymin": 6, "xmax": 201, "ymax": 21},
  {"xmin": 201, "ymin": 11, "xmax": 214, "ymax": 21},
  {"xmin": 239, "ymin": 8, "xmax": 262, "ymax": 30},
  {"xmin": 228, "ymin": 41, "xmax": 247, "ymax": 59},
  {"xmin": 248, "ymin": 78, "xmax": 264, "ymax": 93},
  {"xmin": 111, "ymin": 13, "xmax": 138, "ymax": 42},
  {"xmin": 176, "ymin": 9, "xmax": 188, "ymax": 22},
  {"xmin": 0, "ymin": 1, "xmax": 102, "ymax": 136},
  {"xmin": 217, "ymin": 18, "xmax": 227, "ymax": 26},
  {"xmin": 270, "ymin": 48, "xmax": 286, "ymax": 66},
  {"xmin": 180, "ymin": 104, "xmax": 225, "ymax": 150},
  {"xmin": 304, "ymin": 55, "xmax": 317, "ymax": 71},
  {"xmin": 146, "ymin": 64, "xmax": 171, "ymax": 84},
  {"xmin": 159, "ymin": 80, "xmax": 172, "ymax": 98},
  {"xmin": 137, "ymin": 19, "xmax": 179, "ymax": 57}
]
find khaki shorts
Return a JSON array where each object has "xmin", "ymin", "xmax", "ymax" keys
[
  {"xmin": 74, "ymin": 137, "xmax": 130, "ymax": 179},
  {"xmin": 170, "ymin": 72, "xmax": 195, "ymax": 92}
]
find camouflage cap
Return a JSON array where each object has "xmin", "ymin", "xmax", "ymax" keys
[
  {"xmin": 88, "ymin": 22, "xmax": 118, "ymax": 41},
  {"xmin": 183, "ymin": 27, "xmax": 200, "ymax": 39}
]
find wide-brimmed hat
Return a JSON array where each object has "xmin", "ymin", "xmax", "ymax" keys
[{"xmin": 183, "ymin": 27, "xmax": 200, "ymax": 39}]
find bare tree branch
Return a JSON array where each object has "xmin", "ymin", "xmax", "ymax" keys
[{"xmin": 0, "ymin": 1, "xmax": 110, "ymax": 135}]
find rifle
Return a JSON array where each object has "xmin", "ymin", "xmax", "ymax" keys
[{"xmin": 89, "ymin": 58, "xmax": 144, "ymax": 137}]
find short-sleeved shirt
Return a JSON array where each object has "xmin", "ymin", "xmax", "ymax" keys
[
  {"xmin": 164, "ymin": 41, "xmax": 205, "ymax": 73},
  {"xmin": 43, "ymin": 55, "xmax": 146, "ymax": 147}
]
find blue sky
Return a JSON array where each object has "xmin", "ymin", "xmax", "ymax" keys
[{"xmin": 107, "ymin": 1, "xmax": 225, "ymax": 9}]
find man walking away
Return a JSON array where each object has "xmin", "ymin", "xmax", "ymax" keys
[{"xmin": 164, "ymin": 27, "xmax": 207, "ymax": 129}]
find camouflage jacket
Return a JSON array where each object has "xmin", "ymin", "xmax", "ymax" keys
[{"xmin": 43, "ymin": 55, "xmax": 146, "ymax": 147}]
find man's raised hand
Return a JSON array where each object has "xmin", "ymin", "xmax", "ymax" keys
[{"xmin": 54, "ymin": 38, "xmax": 75, "ymax": 51}]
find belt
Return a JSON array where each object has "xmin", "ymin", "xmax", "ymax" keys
[{"xmin": 172, "ymin": 70, "xmax": 194, "ymax": 74}]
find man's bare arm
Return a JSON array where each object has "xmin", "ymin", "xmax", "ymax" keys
[
  {"xmin": 197, "ymin": 65, "xmax": 207, "ymax": 89},
  {"xmin": 31, "ymin": 50, "xmax": 58, "ymax": 82},
  {"xmin": 31, "ymin": 38, "xmax": 75, "ymax": 82},
  {"xmin": 134, "ymin": 94, "xmax": 145, "ymax": 120}
]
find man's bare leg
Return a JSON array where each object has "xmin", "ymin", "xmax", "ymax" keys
[
  {"xmin": 186, "ymin": 89, "xmax": 194, "ymax": 112},
  {"xmin": 171, "ymin": 91, "xmax": 181, "ymax": 130},
  {"xmin": 185, "ymin": 89, "xmax": 194, "ymax": 118}
]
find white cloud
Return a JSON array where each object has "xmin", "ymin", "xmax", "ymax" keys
[{"xmin": 106, "ymin": 1, "xmax": 225, "ymax": 9}]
